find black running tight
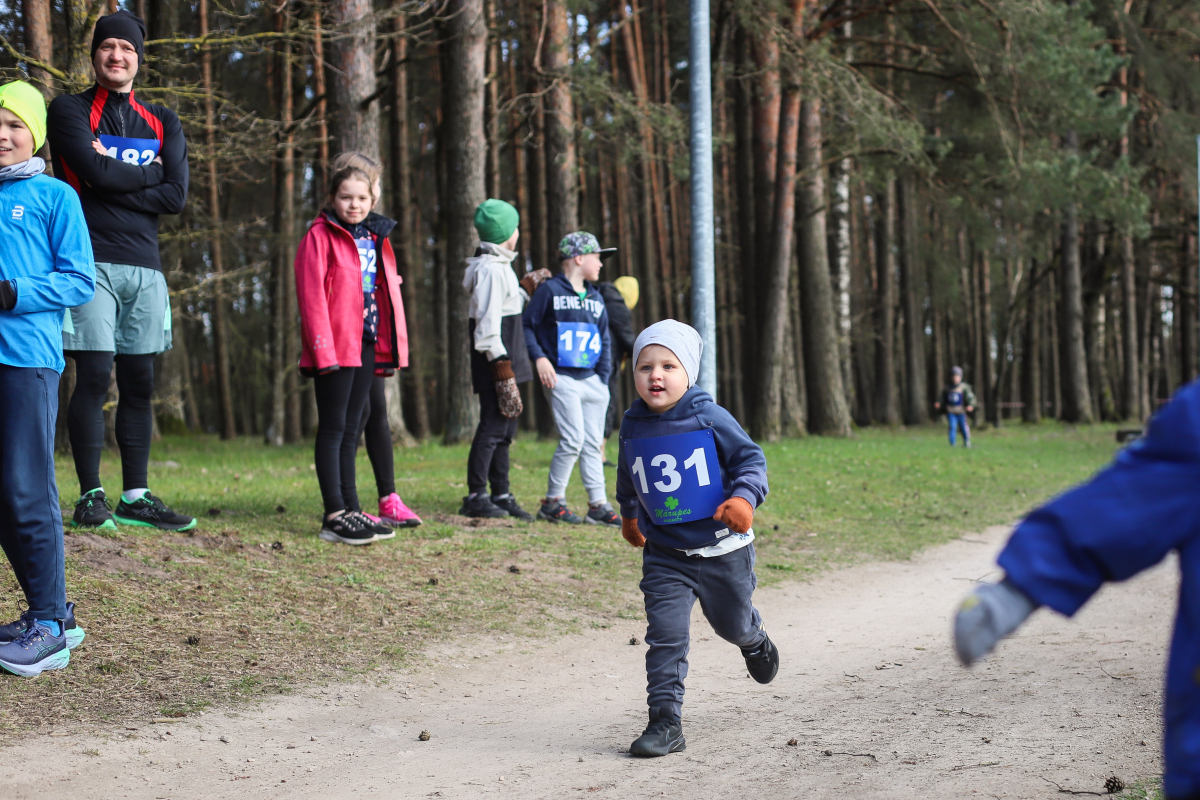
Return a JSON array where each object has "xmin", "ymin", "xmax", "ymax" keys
[
  {"xmin": 312, "ymin": 340, "xmax": 375, "ymax": 515},
  {"xmin": 67, "ymin": 351, "xmax": 156, "ymax": 495},
  {"xmin": 358, "ymin": 375, "xmax": 396, "ymax": 500}
]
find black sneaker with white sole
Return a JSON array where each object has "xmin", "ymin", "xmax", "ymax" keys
[
  {"xmin": 348, "ymin": 510, "xmax": 395, "ymax": 541},
  {"xmin": 537, "ymin": 498, "xmax": 582, "ymax": 524},
  {"xmin": 319, "ymin": 513, "xmax": 376, "ymax": 546},
  {"xmin": 585, "ymin": 503, "xmax": 621, "ymax": 527},
  {"xmin": 629, "ymin": 707, "xmax": 686, "ymax": 757},
  {"xmin": 742, "ymin": 633, "xmax": 779, "ymax": 684},
  {"xmin": 490, "ymin": 494, "xmax": 533, "ymax": 522}
]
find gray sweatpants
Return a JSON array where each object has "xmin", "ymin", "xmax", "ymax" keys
[
  {"xmin": 544, "ymin": 373, "xmax": 609, "ymax": 504},
  {"xmin": 641, "ymin": 540, "xmax": 766, "ymax": 720}
]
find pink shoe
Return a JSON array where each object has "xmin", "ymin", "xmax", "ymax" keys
[{"xmin": 379, "ymin": 493, "xmax": 422, "ymax": 528}]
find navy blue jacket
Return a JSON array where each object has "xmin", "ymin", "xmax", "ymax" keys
[
  {"xmin": 616, "ymin": 386, "xmax": 768, "ymax": 551},
  {"xmin": 996, "ymin": 379, "xmax": 1200, "ymax": 798},
  {"xmin": 523, "ymin": 273, "xmax": 612, "ymax": 384}
]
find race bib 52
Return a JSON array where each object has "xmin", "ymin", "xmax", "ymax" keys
[
  {"xmin": 625, "ymin": 428, "xmax": 726, "ymax": 525},
  {"xmin": 356, "ymin": 237, "xmax": 377, "ymax": 293}
]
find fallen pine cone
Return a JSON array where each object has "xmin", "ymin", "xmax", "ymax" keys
[
  {"xmin": 629, "ymin": 636, "xmax": 640, "ymax": 646},
  {"xmin": 1105, "ymin": 776, "xmax": 1125, "ymax": 794},
  {"xmin": 509, "ymin": 565, "xmax": 520, "ymax": 574},
  {"xmin": 787, "ymin": 739, "xmax": 798, "ymax": 746},
  {"xmin": 418, "ymin": 730, "xmax": 431, "ymax": 741}
]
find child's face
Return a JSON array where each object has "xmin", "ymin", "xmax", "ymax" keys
[
  {"xmin": 635, "ymin": 344, "xmax": 690, "ymax": 412},
  {"xmin": 574, "ymin": 253, "xmax": 602, "ymax": 282},
  {"xmin": 952, "ymin": 374, "xmax": 962, "ymax": 385},
  {"xmin": 331, "ymin": 178, "xmax": 373, "ymax": 225},
  {"xmin": 0, "ymin": 108, "xmax": 34, "ymax": 167}
]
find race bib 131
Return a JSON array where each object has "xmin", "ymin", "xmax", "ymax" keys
[{"xmin": 625, "ymin": 428, "xmax": 726, "ymax": 525}]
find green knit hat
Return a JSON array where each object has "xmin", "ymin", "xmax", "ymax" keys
[
  {"xmin": 473, "ymin": 199, "xmax": 520, "ymax": 245},
  {"xmin": 0, "ymin": 81, "xmax": 47, "ymax": 152}
]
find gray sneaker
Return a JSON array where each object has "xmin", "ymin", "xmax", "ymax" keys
[
  {"xmin": 0, "ymin": 604, "xmax": 85, "ymax": 650},
  {"xmin": 585, "ymin": 503, "xmax": 620, "ymax": 527},
  {"xmin": 537, "ymin": 498, "xmax": 582, "ymax": 524},
  {"xmin": 0, "ymin": 620, "xmax": 70, "ymax": 677}
]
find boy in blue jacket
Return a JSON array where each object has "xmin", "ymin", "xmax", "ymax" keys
[
  {"xmin": 954, "ymin": 378, "xmax": 1200, "ymax": 800},
  {"xmin": 523, "ymin": 232, "xmax": 618, "ymax": 526},
  {"xmin": 615, "ymin": 320, "xmax": 778, "ymax": 757},
  {"xmin": 0, "ymin": 81, "xmax": 96, "ymax": 677}
]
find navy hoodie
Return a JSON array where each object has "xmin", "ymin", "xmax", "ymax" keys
[
  {"xmin": 616, "ymin": 385, "xmax": 768, "ymax": 551},
  {"xmin": 523, "ymin": 273, "xmax": 612, "ymax": 384}
]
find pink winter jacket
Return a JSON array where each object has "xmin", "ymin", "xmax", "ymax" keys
[{"xmin": 295, "ymin": 212, "xmax": 409, "ymax": 376}]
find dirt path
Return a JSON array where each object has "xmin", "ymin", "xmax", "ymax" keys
[{"xmin": 4, "ymin": 525, "xmax": 1170, "ymax": 799}]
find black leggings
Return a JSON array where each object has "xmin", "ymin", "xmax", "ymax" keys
[
  {"xmin": 312, "ymin": 340, "xmax": 375, "ymax": 515},
  {"xmin": 358, "ymin": 375, "xmax": 396, "ymax": 500},
  {"xmin": 67, "ymin": 351, "xmax": 156, "ymax": 495}
]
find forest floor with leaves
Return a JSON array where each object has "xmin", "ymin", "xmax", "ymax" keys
[{"xmin": 0, "ymin": 421, "xmax": 1124, "ymax": 735}]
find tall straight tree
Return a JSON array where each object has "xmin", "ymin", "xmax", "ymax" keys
[
  {"xmin": 21, "ymin": 0, "xmax": 52, "ymax": 95},
  {"xmin": 1059, "ymin": 143, "xmax": 1095, "ymax": 424},
  {"xmin": 442, "ymin": 0, "xmax": 488, "ymax": 443},
  {"xmin": 269, "ymin": 6, "xmax": 297, "ymax": 446},
  {"xmin": 797, "ymin": 96, "xmax": 851, "ymax": 435},
  {"xmin": 542, "ymin": 0, "xmax": 579, "ymax": 240},
  {"xmin": 898, "ymin": 174, "xmax": 926, "ymax": 424},
  {"xmin": 873, "ymin": 177, "xmax": 900, "ymax": 424},
  {"xmin": 328, "ymin": 0, "xmax": 380, "ymax": 161},
  {"xmin": 199, "ymin": 0, "xmax": 236, "ymax": 439}
]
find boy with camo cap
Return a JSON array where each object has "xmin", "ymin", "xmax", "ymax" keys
[{"xmin": 522, "ymin": 232, "xmax": 619, "ymax": 525}]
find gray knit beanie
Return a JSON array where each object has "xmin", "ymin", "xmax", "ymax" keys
[{"xmin": 632, "ymin": 320, "xmax": 704, "ymax": 389}]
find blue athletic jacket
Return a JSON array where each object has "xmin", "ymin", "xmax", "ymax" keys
[
  {"xmin": 522, "ymin": 273, "xmax": 612, "ymax": 384},
  {"xmin": 0, "ymin": 173, "xmax": 95, "ymax": 372},
  {"xmin": 996, "ymin": 379, "xmax": 1200, "ymax": 798},
  {"xmin": 616, "ymin": 386, "xmax": 768, "ymax": 551}
]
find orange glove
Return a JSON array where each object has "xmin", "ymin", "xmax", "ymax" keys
[
  {"xmin": 621, "ymin": 517, "xmax": 645, "ymax": 548},
  {"xmin": 713, "ymin": 497, "xmax": 754, "ymax": 533}
]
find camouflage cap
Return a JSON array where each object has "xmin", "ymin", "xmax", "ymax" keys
[{"xmin": 558, "ymin": 231, "xmax": 617, "ymax": 261}]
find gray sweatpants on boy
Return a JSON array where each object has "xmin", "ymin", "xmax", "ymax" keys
[
  {"xmin": 641, "ymin": 540, "xmax": 766, "ymax": 720},
  {"xmin": 544, "ymin": 373, "xmax": 609, "ymax": 504}
]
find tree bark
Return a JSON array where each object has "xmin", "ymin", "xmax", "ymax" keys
[
  {"xmin": 1180, "ymin": 229, "xmax": 1197, "ymax": 385},
  {"xmin": 390, "ymin": 8, "xmax": 431, "ymax": 440},
  {"xmin": 872, "ymin": 176, "xmax": 899, "ymax": 424},
  {"xmin": 1119, "ymin": 230, "xmax": 1139, "ymax": 418},
  {"xmin": 312, "ymin": 7, "xmax": 330, "ymax": 194},
  {"xmin": 750, "ymin": 11, "xmax": 780, "ymax": 324},
  {"xmin": 328, "ymin": 0, "xmax": 381, "ymax": 161},
  {"xmin": 22, "ymin": 0, "xmax": 53, "ymax": 96},
  {"xmin": 63, "ymin": 0, "xmax": 98, "ymax": 80},
  {"xmin": 199, "ymin": 0, "xmax": 236, "ymax": 440},
  {"xmin": 897, "ymin": 173, "xmax": 926, "ymax": 425},
  {"xmin": 543, "ymin": 0, "xmax": 579, "ymax": 240},
  {"xmin": 977, "ymin": 249, "xmax": 993, "ymax": 425},
  {"xmin": 798, "ymin": 97, "xmax": 851, "ymax": 436},
  {"xmin": 829, "ymin": 154, "xmax": 853, "ymax": 403},
  {"xmin": 442, "ymin": 0, "xmax": 488, "ymax": 444},
  {"xmin": 1059, "ymin": 184, "xmax": 1095, "ymax": 423},
  {"xmin": 269, "ymin": 9, "xmax": 296, "ymax": 446}
]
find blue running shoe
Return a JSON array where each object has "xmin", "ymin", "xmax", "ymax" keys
[
  {"xmin": 0, "ymin": 603, "xmax": 85, "ymax": 650},
  {"xmin": 0, "ymin": 621, "xmax": 70, "ymax": 677}
]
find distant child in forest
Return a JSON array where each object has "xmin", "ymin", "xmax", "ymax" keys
[
  {"xmin": 0, "ymin": 81, "xmax": 95, "ymax": 676},
  {"xmin": 934, "ymin": 366, "xmax": 976, "ymax": 447},
  {"xmin": 953, "ymin": 377, "xmax": 1200, "ymax": 800},
  {"xmin": 459, "ymin": 199, "xmax": 550, "ymax": 520},
  {"xmin": 295, "ymin": 154, "xmax": 409, "ymax": 545},
  {"xmin": 615, "ymin": 320, "xmax": 777, "ymax": 757},
  {"xmin": 523, "ymin": 232, "xmax": 619, "ymax": 525},
  {"xmin": 333, "ymin": 153, "xmax": 421, "ymax": 530}
]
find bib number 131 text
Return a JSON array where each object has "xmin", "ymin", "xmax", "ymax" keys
[{"xmin": 630, "ymin": 447, "xmax": 710, "ymax": 494}]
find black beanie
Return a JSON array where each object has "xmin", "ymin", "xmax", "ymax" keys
[{"xmin": 91, "ymin": 10, "xmax": 147, "ymax": 66}]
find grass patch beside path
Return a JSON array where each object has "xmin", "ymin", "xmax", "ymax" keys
[{"xmin": 0, "ymin": 422, "xmax": 1119, "ymax": 733}]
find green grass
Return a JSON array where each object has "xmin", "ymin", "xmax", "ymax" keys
[{"xmin": 0, "ymin": 420, "xmax": 1123, "ymax": 733}]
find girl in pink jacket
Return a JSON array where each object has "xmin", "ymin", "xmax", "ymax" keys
[{"xmin": 295, "ymin": 157, "xmax": 409, "ymax": 545}]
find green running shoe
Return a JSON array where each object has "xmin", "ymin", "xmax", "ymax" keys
[{"xmin": 72, "ymin": 489, "xmax": 116, "ymax": 530}]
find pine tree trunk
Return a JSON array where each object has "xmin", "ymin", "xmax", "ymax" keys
[
  {"xmin": 797, "ymin": 98, "xmax": 851, "ymax": 436},
  {"xmin": 1059, "ymin": 186, "xmax": 1095, "ymax": 423},
  {"xmin": 1119, "ymin": 231, "xmax": 1139, "ymax": 418},
  {"xmin": 390, "ymin": 9, "xmax": 431, "ymax": 440},
  {"xmin": 312, "ymin": 8, "xmax": 330, "ymax": 194},
  {"xmin": 328, "ymin": 0, "xmax": 381, "ymax": 161},
  {"xmin": 485, "ymin": 0, "xmax": 501, "ymax": 199},
  {"xmin": 1180, "ymin": 230, "xmax": 1197, "ymax": 384},
  {"xmin": 22, "ymin": 0, "xmax": 53, "ymax": 96},
  {"xmin": 750, "ymin": 12, "xmax": 780, "ymax": 327},
  {"xmin": 978, "ymin": 250, "xmax": 993, "ymax": 425},
  {"xmin": 543, "ymin": 0, "xmax": 579, "ymax": 239},
  {"xmin": 199, "ymin": 0, "xmax": 236, "ymax": 440},
  {"xmin": 851, "ymin": 177, "xmax": 874, "ymax": 426},
  {"xmin": 897, "ymin": 174, "xmax": 926, "ymax": 425},
  {"xmin": 63, "ymin": 0, "xmax": 96, "ymax": 81},
  {"xmin": 442, "ymin": 0, "xmax": 487, "ymax": 444},
  {"xmin": 872, "ymin": 176, "xmax": 899, "ymax": 424},
  {"xmin": 829, "ymin": 155, "xmax": 853, "ymax": 401},
  {"xmin": 268, "ymin": 11, "xmax": 295, "ymax": 446}
]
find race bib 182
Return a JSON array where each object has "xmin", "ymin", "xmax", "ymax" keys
[
  {"xmin": 625, "ymin": 428, "xmax": 726, "ymax": 525},
  {"xmin": 356, "ymin": 237, "xmax": 377, "ymax": 293},
  {"xmin": 97, "ymin": 134, "xmax": 161, "ymax": 166},
  {"xmin": 556, "ymin": 321, "xmax": 601, "ymax": 369}
]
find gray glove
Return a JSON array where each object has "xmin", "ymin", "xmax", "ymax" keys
[{"xmin": 953, "ymin": 578, "xmax": 1039, "ymax": 666}]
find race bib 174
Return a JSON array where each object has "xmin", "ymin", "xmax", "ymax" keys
[
  {"xmin": 97, "ymin": 135, "xmax": 161, "ymax": 166},
  {"xmin": 625, "ymin": 428, "xmax": 726, "ymax": 525},
  {"xmin": 556, "ymin": 321, "xmax": 601, "ymax": 369}
]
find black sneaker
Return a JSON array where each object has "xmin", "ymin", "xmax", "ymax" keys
[
  {"xmin": 319, "ymin": 512, "xmax": 376, "ymax": 546},
  {"xmin": 742, "ymin": 633, "xmax": 779, "ymax": 684},
  {"xmin": 490, "ymin": 494, "xmax": 533, "ymax": 522},
  {"xmin": 459, "ymin": 494, "xmax": 509, "ymax": 518},
  {"xmin": 113, "ymin": 492, "xmax": 197, "ymax": 532},
  {"xmin": 629, "ymin": 707, "xmax": 686, "ymax": 758},
  {"xmin": 348, "ymin": 510, "xmax": 395, "ymax": 541},
  {"xmin": 585, "ymin": 502, "xmax": 621, "ymax": 527},
  {"xmin": 72, "ymin": 489, "xmax": 116, "ymax": 530},
  {"xmin": 0, "ymin": 604, "xmax": 85, "ymax": 650},
  {"xmin": 537, "ymin": 498, "xmax": 582, "ymax": 524}
]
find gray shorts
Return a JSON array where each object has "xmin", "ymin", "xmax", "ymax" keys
[{"xmin": 62, "ymin": 262, "xmax": 173, "ymax": 354}]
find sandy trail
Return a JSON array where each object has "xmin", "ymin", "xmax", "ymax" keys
[{"xmin": 3, "ymin": 525, "xmax": 1171, "ymax": 799}]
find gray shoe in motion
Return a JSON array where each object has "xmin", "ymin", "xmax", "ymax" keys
[{"xmin": 629, "ymin": 707, "xmax": 686, "ymax": 758}]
